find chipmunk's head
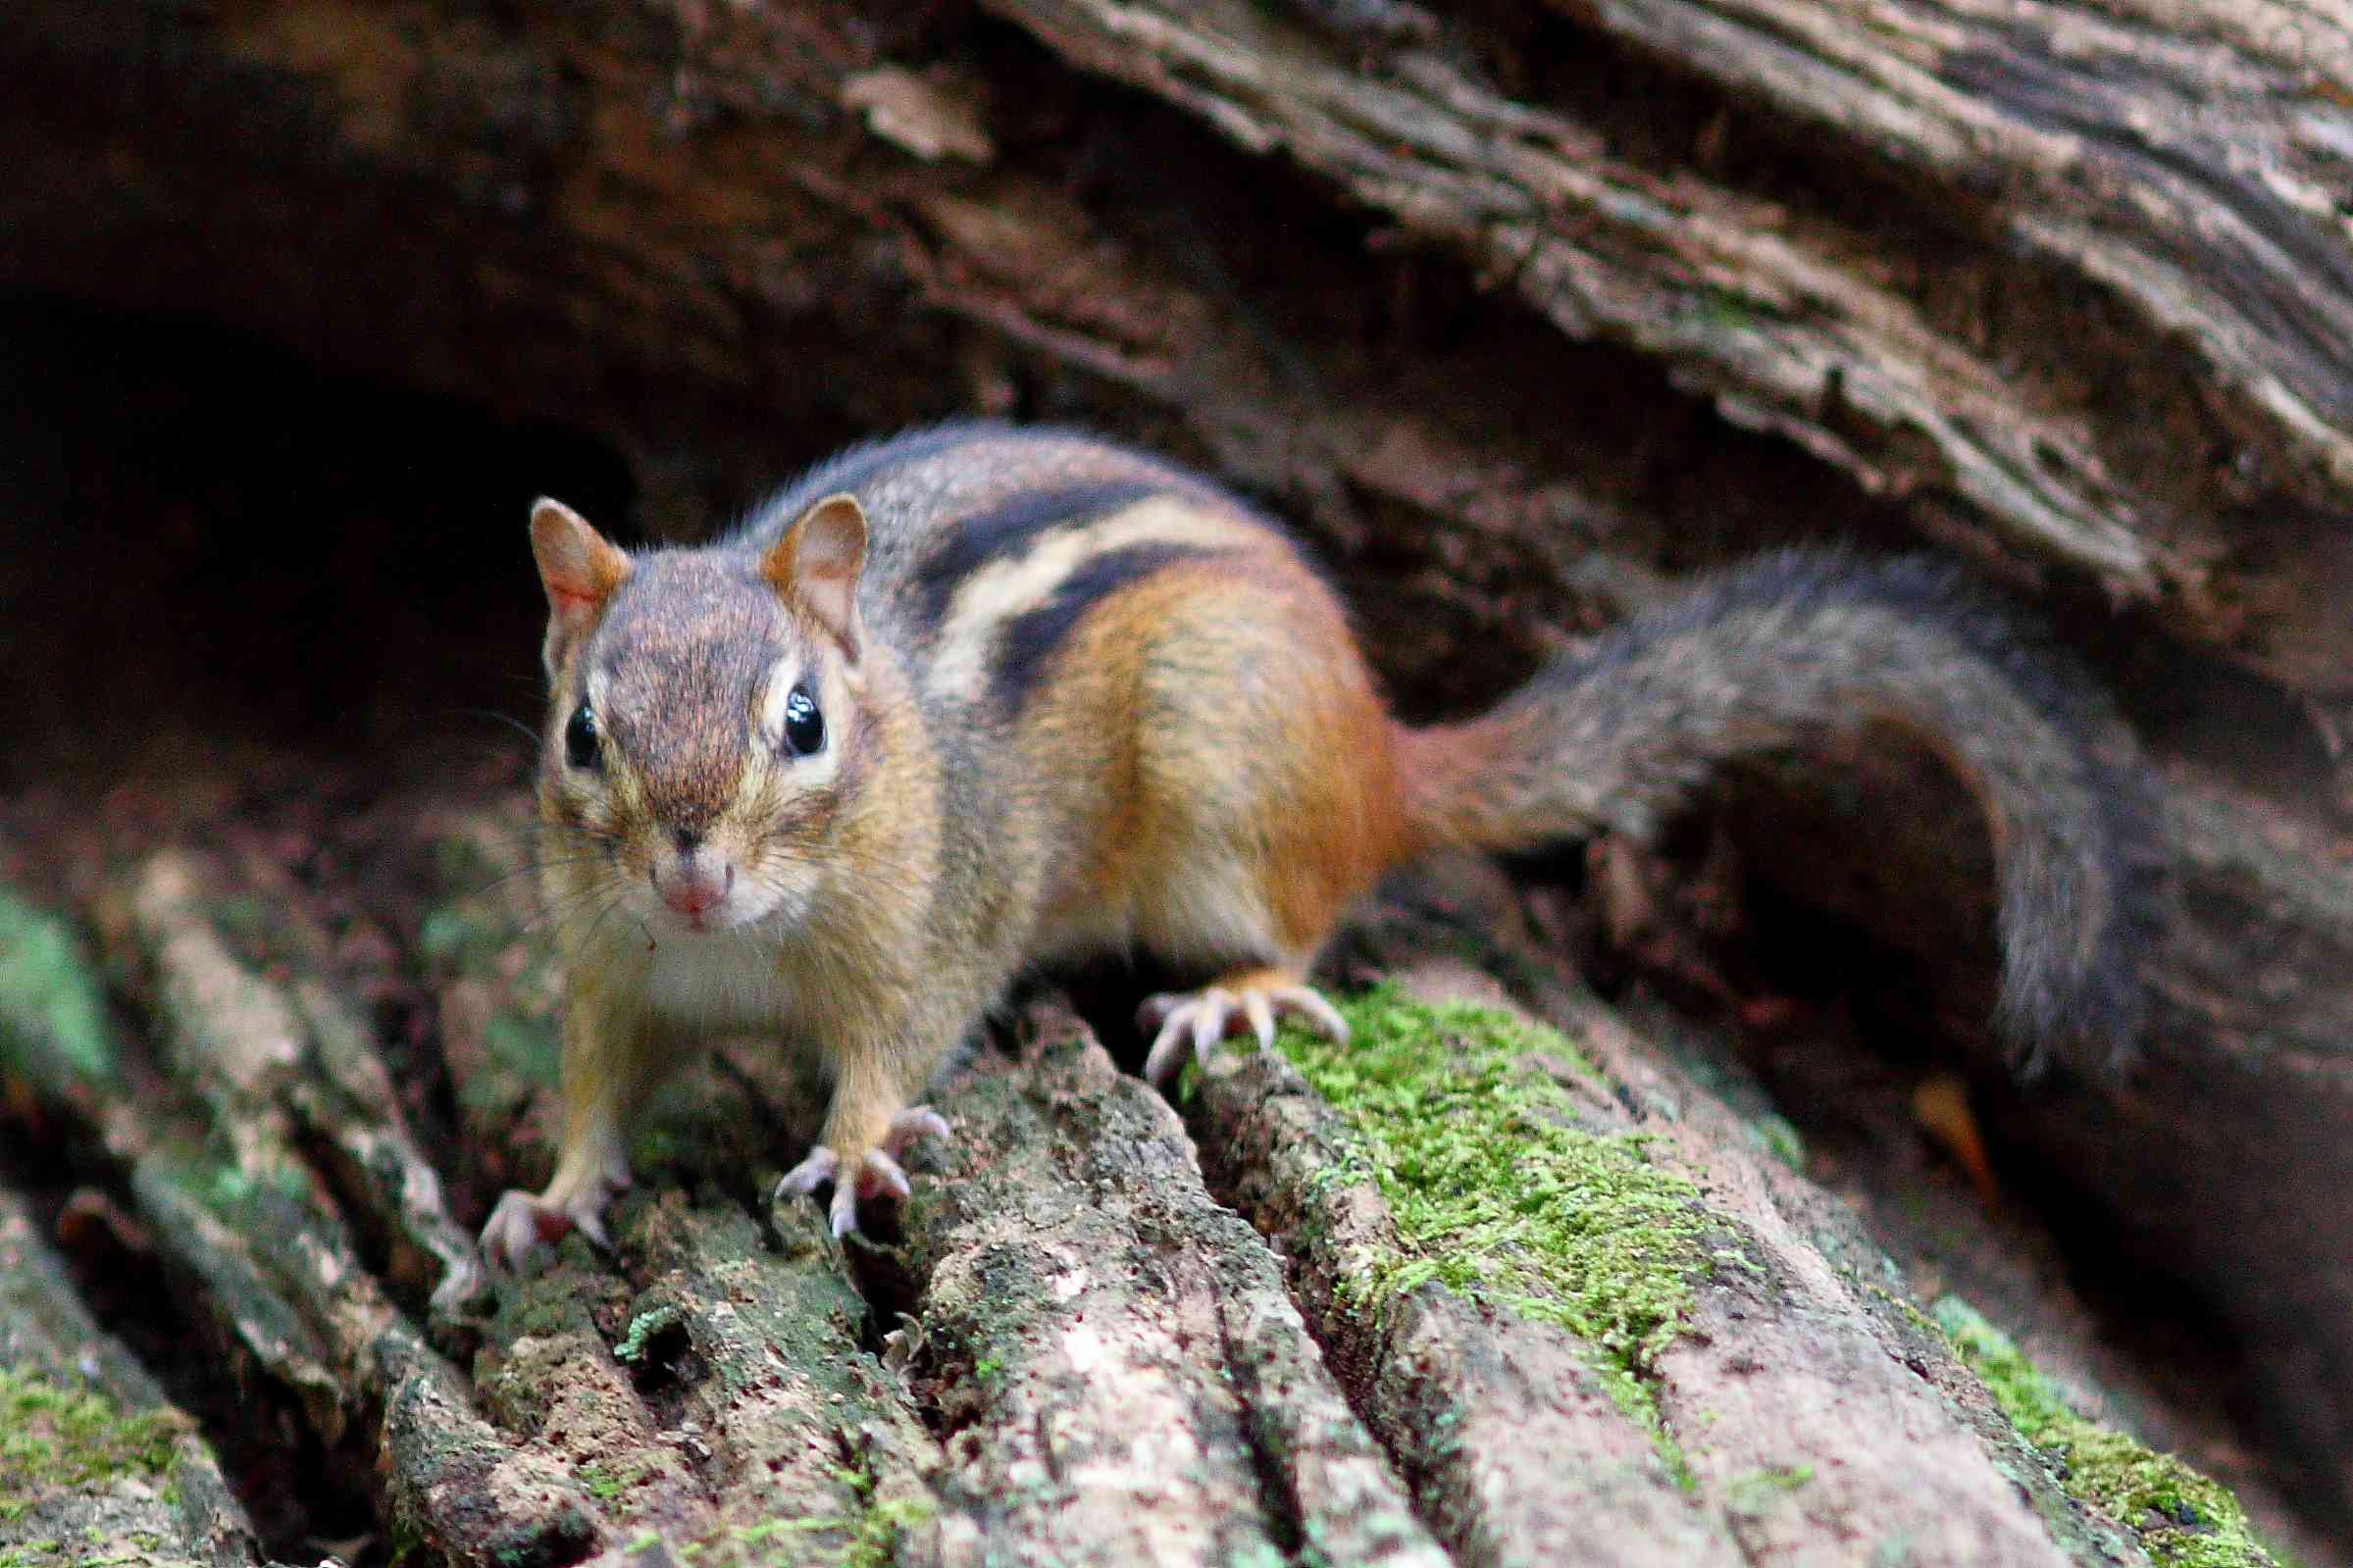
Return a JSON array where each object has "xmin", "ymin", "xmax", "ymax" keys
[{"xmin": 527, "ymin": 491, "xmax": 872, "ymax": 939}]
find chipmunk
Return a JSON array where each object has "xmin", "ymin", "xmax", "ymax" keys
[{"xmin": 479, "ymin": 422, "xmax": 2159, "ymax": 1261}]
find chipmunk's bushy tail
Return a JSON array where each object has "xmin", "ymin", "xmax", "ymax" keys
[{"xmin": 1396, "ymin": 549, "xmax": 2163, "ymax": 1075}]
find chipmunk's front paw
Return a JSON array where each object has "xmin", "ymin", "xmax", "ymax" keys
[
  {"xmin": 479, "ymin": 1178, "xmax": 625, "ymax": 1271},
  {"xmin": 775, "ymin": 1106, "xmax": 950, "ymax": 1239},
  {"xmin": 1140, "ymin": 976, "xmax": 1349, "ymax": 1084}
]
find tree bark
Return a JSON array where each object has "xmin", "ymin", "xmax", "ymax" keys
[
  {"xmin": 2, "ymin": 0, "xmax": 2350, "ymax": 1558},
  {"xmin": 3, "ymin": 826, "xmax": 2277, "ymax": 1566},
  {"xmin": 0, "ymin": 1185, "xmax": 261, "ymax": 1568}
]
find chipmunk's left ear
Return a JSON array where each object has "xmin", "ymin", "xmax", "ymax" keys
[
  {"xmin": 764, "ymin": 492, "xmax": 867, "ymax": 662},
  {"xmin": 530, "ymin": 497, "xmax": 630, "ymax": 648}
]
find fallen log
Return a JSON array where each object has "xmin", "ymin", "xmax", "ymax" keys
[
  {"xmin": 0, "ymin": 1181, "xmax": 260, "ymax": 1568},
  {"xmin": 0, "ymin": 785, "xmax": 2313, "ymax": 1563},
  {"xmin": 895, "ymin": 1001, "xmax": 1447, "ymax": 1568},
  {"xmin": 1187, "ymin": 961, "xmax": 2228, "ymax": 1566},
  {"xmin": 1, "ymin": 0, "xmax": 2350, "ymax": 1551}
]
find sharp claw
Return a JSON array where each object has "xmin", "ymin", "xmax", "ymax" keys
[
  {"xmin": 479, "ymin": 1194, "xmax": 530, "ymax": 1272},
  {"xmin": 885, "ymin": 1106, "xmax": 950, "ymax": 1154},
  {"xmin": 1145, "ymin": 1008, "xmax": 1192, "ymax": 1084},
  {"xmin": 1142, "ymin": 980, "xmax": 1351, "ymax": 1082},
  {"xmin": 776, "ymin": 1145, "xmax": 841, "ymax": 1199},
  {"xmin": 783, "ymin": 1130, "xmax": 935, "ymax": 1237},
  {"xmin": 1191, "ymin": 989, "xmax": 1230, "ymax": 1062},
  {"xmin": 1278, "ymin": 986, "xmax": 1351, "ymax": 1044},
  {"xmin": 480, "ymin": 1186, "xmax": 621, "ymax": 1268},
  {"xmin": 860, "ymin": 1148, "xmax": 913, "ymax": 1201},
  {"xmin": 1243, "ymin": 990, "xmax": 1275, "ymax": 1050}
]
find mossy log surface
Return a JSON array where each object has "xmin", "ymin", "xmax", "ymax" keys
[
  {"xmin": 0, "ymin": 811, "xmax": 2299, "ymax": 1567},
  {"xmin": 1188, "ymin": 932, "xmax": 2169, "ymax": 1568},
  {"xmin": 0, "ymin": 1186, "xmax": 259, "ymax": 1568},
  {"xmin": 2, "ymin": 0, "xmax": 2351, "ymax": 1558}
]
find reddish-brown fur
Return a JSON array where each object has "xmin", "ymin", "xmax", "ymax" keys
[{"xmin": 484, "ymin": 423, "xmax": 2155, "ymax": 1264}]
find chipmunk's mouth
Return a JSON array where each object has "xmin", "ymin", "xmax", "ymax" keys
[
  {"xmin": 649, "ymin": 893, "xmax": 755, "ymax": 936},
  {"xmin": 649, "ymin": 845, "xmax": 757, "ymax": 934},
  {"xmin": 639, "ymin": 870, "xmax": 793, "ymax": 937}
]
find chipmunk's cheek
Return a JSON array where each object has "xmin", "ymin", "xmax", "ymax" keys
[
  {"xmin": 721, "ymin": 871, "xmax": 777, "ymax": 931},
  {"xmin": 729, "ymin": 853, "xmax": 818, "ymax": 931}
]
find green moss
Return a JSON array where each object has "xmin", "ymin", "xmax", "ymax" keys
[
  {"xmin": 578, "ymin": 1461, "xmax": 646, "ymax": 1503},
  {"xmin": 0, "ymin": 1368, "xmax": 187, "ymax": 1503},
  {"xmin": 1932, "ymin": 1298, "xmax": 2276, "ymax": 1568},
  {"xmin": 836, "ymin": 1493, "xmax": 934, "ymax": 1568},
  {"xmin": 1747, "ymin": 1115, "xmax": 1807, "ymax": 1173},
  {"xmin": 680, "ymin": 1487, "xmax": 934, "ymax": 1568},
  {"xmin": 749, "ymin": 1453, "xmax": 933, "ymax": 1568},
  {"xmin": 0, "ymin": 893, "xmax": 115, "ymax": 1092},
  {"xmin": 1724, "ymin": 1463, "xmax": 1814, "ymax": 1518},
  {"xmin": 492, "ymin": 1280, "xmax": 593, "ymax": 1345},
  {"xmin": 1269, "ymin": 985, "xmax": 1715, "ymax": 1475},
  {"xmin": 729, "ymin": 1520, "xmax": 832, "ymax": 1547},
  {"xmin": 612, "ymin": 1303, "xmax": 685, "ymax": 1366}
]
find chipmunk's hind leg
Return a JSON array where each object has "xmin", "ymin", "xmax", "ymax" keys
[
  {"xmin": 1115, "ymin": 553, "xmax": 1406, "ymax": 1082},
  {"xmin": 1139, "ymin": 968, "xmax": 1350, "ymax": 1083}
]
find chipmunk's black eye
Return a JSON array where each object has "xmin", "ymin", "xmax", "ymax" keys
[
  {"xmin": 564, "ymin": 704, "xmax": 600, "ymax": 770},
  {"xmin": 782, "ymin": 683, "xmax": 825, "ymax": 758}
]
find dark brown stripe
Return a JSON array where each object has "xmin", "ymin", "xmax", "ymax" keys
[
  {"xmin": 916, "ymin": 480, "xmax": 1165, "ymax": 629},
  {"xmin": 991, "ymin": 543, "xmax": 1221, "ymax": 709}
]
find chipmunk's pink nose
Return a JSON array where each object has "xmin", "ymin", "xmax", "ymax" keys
[
  {"xmin": 661, "ymin": 879, "xmax": 718, "ymax": 917},
  {"xmin": 655, "ymin": 857, "xmax": 735, "ymax": 921}
]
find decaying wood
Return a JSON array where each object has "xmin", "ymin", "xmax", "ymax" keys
[
  {"xmin": 1188, "ymin": 984, "xmax": 1748, "ymax": 1568},
  {"xmin": 119, "ymin": 853, "xmax": 612, "ymax": 1568},
  {"xmin": 896, "ymin": 1002, "xmax": 1446, "ymax": 1568},
  {"xmin": 3, "ymin": 818, "xmax": 2284, "ymax": 1565},
  {"xmin": 1552, "ymin": 0, "xmax": 2353, "ymax": 580},
  {"xmin": 3, "ymin": 0, "xmax": 2351, "ymax": 1555},
  {"xmin": 19, "ymin": 795, "xmax": 2312, "ymax": 1562},
  {"xmin": 1189, "ymin": 945, "xmax": 2165, "ymax": 1568},
  {"xmin": 10, "ymin": 0, "xmax": 2352, "ymax": 681},
  {"xmin": 0, "ymin": 1186, "xmax": 259, "ymax": 1568}
]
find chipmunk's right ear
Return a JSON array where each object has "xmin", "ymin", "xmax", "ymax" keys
[
  {"xmin": 762, "ymin": 492, "xmax": 868, "ymax": 662},
  {"xmin": 529, "ymin": 497, "xmax": 629, "ymax": 645}
]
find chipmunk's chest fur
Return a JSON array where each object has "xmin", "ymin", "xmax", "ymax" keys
[{"xmin": 636, "ymin": 924, "xmax": 797, "ymax": 1035}]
